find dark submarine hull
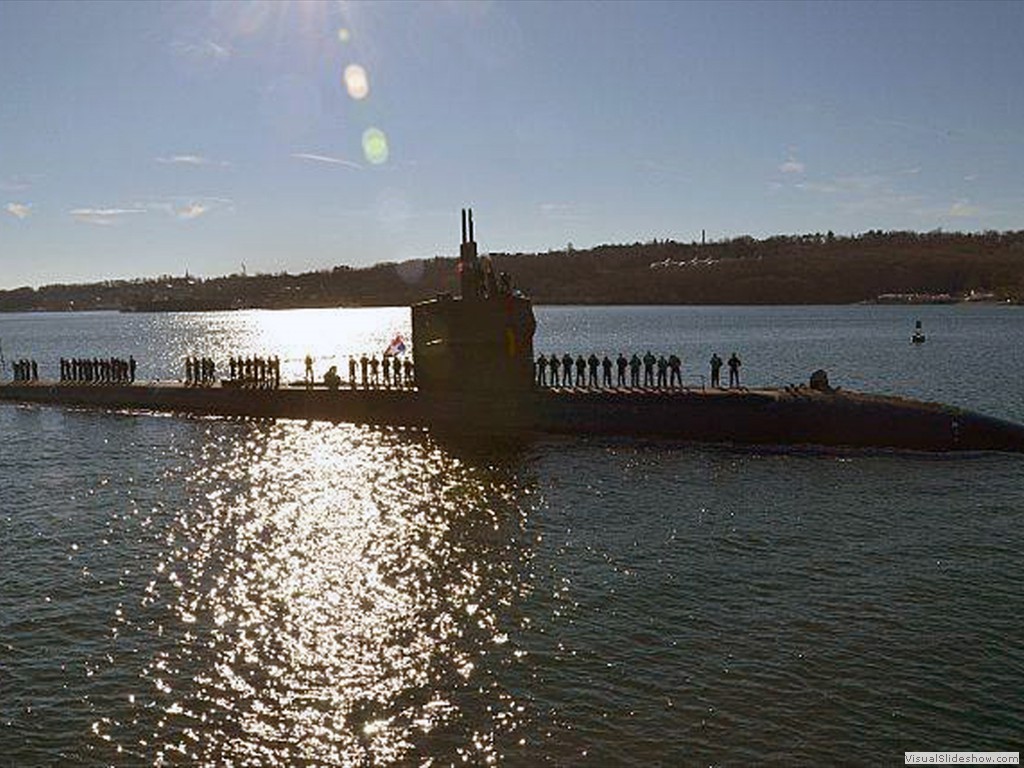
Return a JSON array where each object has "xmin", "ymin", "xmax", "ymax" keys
[{"xmin": 3, "ymin": 381, "xmax": 1024, "ymax": 453}]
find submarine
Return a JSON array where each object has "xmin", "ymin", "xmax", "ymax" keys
[{"xmin": 2, "ymin": 209, "xmax": 1024, "ymax": 454}]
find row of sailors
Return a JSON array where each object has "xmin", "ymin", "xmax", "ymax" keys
[
  {"xmin": 184, "ymin": 357, "xmax": 218, "ymax": 387},
  {"xmin": 347, "ymin": 354, "xmax": 415, "ymax": 389},
  {"xmin": 60, "ymin": 356, "xmax": 136, "ymax": 384},
  {"xmin": 536, "ymin": 352, "xmax": 684, "ymax": 389},
  {"xmin": 229, "ymin": 356, "xmax": 281, "ymax": 388},
  {"xmin": 12, "ymin": 359, "xmax": 39, "ymax": 382},
  {"xmin": 535, "ymin": 352, "xmax": 743, "ymax": 389}
]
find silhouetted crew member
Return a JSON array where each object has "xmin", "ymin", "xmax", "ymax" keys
[
  {"xmin": 616, "ymin": 354, "xmax": 627, "ymax": 387},
  {"xmin": 669, "ymin": 354, "xmax": 682, "ymax": 388},
  {"xmin": 383, "ymin": 356, "xmax": 392, "ymax": 387},
  {"xmin": 360, "ymin": 354, "xmax": 369, "ymax": 387},
  {"xmin": 31, "ymin": 360, "xmax": 37, "ymax": 381},
  {"xmin": 304, "ymin": 354, "xmax": 314, "ymax": 386},
  {"xmin": 536, "ymin": 355, "xmax": 548, "ymax": 386},
  {"xmin": 403, "ymin": 357, "xmax": 413, "ymax": 386},
  {"xmin": 575, "ymin": 355, "xmax": 586, "ymax": 387},
  {"xmin": 710, "ymin": 353, "xmax": 723, "ymax": 388},
  {"xmin": 728, "ymin": 352, "xmax": 742, "ymax": 388},
  {"xmin": 643, "ymin": 351, "xmax": 656, "ymax": 387},
  {"xmin": 548, "ymin": 353, "xmax": 560, "ymax": 387},
  {"xmin": 129, "ymin": 356, "xmax": 136, "ymax": 383},
  {"xmin": 587, "ymin": 354, "xmax": 599, "ymax": 387},
  {"xmin": 324, "ymin": 365, "xmax": 340, "ymax": 390},
  {"xmin": 185, "ymin": 357, "xmax": 193, "ymax": 385},
  {"xmin": 349, "ymin": 357, "xmax": 357, "ymax": 386},
  {"xmin": 229, "ymin": 358, "xmax": 236, "ymax": 381},
  {"xmin": 562, "ymin": 353, "xmax": 573, "ymax": 386},
  {"xmin": 370, "ymin": 355, "xmax": 380, "ymax": 386},
  {"xmin": 656, "ymin": 355, "xmax": 668, "ymax": 388},
  {"xmin": 629, "ymin": 353, "xmax": 641, "ymax": 387},
  {"xmin": 602, "ymin": 356, "xmax": 612, "ymax": 387}
]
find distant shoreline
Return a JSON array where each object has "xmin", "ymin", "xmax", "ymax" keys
[
  {"xmin": 3, "ymin": 229, "xmax": 1023, "ymax": 311},
  {"xmin": 0, "ymin": 297, "xmax": 1019, "ymax": 314}
]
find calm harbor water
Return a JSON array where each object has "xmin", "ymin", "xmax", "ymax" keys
[{"xmin": 1, "ymin": 305, "xmax": 1022, "ymax": 766}]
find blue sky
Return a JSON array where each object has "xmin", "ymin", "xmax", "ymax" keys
[{"xmin": 1, "ymin": 0, "xmax": 1022, "ymax": 288}]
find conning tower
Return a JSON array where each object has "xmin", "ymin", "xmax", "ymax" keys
[{"xmin": 412, "ymin": 209, "xmax": 536, "ymax": 394}]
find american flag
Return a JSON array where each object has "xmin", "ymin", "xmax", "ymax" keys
[{"xmin": 385, "ymin": 334, "xmax": 407, "ymax": 356}]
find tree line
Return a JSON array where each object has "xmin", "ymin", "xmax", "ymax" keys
[{"xmin": 2, "ymin": 229, "xmax": 1024, "ymax": 312}]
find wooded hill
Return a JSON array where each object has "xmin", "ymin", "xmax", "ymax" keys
[{"xmin": 3, "ymin": 229, "xmax": 1024, "ymax": 312}]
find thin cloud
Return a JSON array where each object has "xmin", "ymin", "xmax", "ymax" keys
[
  {"xmin": 291, "ymin": 152, "xmax": 362, "ymax": 169},
  {"xmin": 70, "ymin": 207, "xmax": 146, "ymax": 225},
  {"xmin": 795, "ymin": 175, "xmax": 887, "ymax": 195},
  {"xmin": 5, "ymin": 202, "xmax": 31, "ymax": 220},
  {"xmin": 795, "ymin": 181, "xmax": 839, "ymax": 194},
  {"xmin": 156, "ymin": 154, "xmax": 228, "ymax": 167},
  {"xmin": 948, "ymin": 199, "xmax": 980, "ymax": 218},
  {"xmin": 138, "ymin": 196, "xmax": 232, "ymax": 220},
  {"xmin": 172, "ymin": 38, "xmax": 231, "ymax": 62},
  {"xmin": 539, "ymin": 202, "xmax": 587, "ymax": 222},
  {"xmin": 177, "ymin": 202, "xmax": 208, "ymax": 220},
  {"xmin": 0, "ymin": 176, "xmax": 35, "ymax": 192}
]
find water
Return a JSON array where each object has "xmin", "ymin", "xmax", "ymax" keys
[{"xmin": 1, "ymin": 305, "xmax": 1022, "ymax": 765}]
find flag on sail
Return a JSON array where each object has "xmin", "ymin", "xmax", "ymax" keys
[{"xmin": 385, "ymin": 334, "xmax": 407, "ymax": 356}]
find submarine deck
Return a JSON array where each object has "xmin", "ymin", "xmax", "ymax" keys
[{"xmin": 2, "ymin": 379, "xmax": 1024, "ymax": 453}]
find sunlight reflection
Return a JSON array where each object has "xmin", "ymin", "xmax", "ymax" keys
[
  {"xmin": 121, "ymin": 421, "xmax": 534, "ymax": 764},
  {"xmin": 344, "ymin": 64, "xmax": 369, "ymax": 100},
  {"xmin": 160, "ymin": 307, "xmax": 411, "ymax": 383},
  {"xmin": 337, "ymin": 27, "xmax": 351, "ymax": 43},
  {"xmin": 362, "ymin": 127, "xmax": 389, "ymax": 165}
]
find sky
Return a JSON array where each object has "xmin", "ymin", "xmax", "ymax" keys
[{"xmin": 1, "ymin": 0, "xmax": 1023, "ymax": 289}]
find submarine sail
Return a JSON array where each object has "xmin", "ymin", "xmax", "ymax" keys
[{"xmin": 411, "ymin": 209, "xmax": 536, "ymax": 394}]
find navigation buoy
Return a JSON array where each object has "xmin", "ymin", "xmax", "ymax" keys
[{"xmin": 912, "ymin": 319, "xmax": 926, "ymax": 344}]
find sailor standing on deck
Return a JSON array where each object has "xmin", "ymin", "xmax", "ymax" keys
[
  {"xmin": 587, "ymin": 353, "xmax": 599, "ymax": 388},
  {"xmin": 669, "ymin": 354, "xmax": 682, "ymax": 388},
  {"xmin": 656, "ymin": 355, "xmax": 668, "ymax": 388},
  {"xmin": 643, "ymin": 351, "xmax": 656, "ymax": 387},
  {"xmin": 710, "ymin": 353, "xmax": 723, "ymax": 388},
  {"xmin": 548, "ymin": 353, "xmax": 560, "ymax": 387},
  {"xmin": 728, "ymin": 352, "xmax": 742, "ymax": 388},
  {"xmin": 304, "ymin": 354, "xmax": 314, "ymax": 387}
]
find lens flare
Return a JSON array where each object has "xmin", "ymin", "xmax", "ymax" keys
[
  {"xmin": 362, "ymin": 128, "xmax": 389, "ymax": 165},
  {"xmin": 344, "ymin": 64, "xmax": 369, "ymax": 100},
  {"xmin": 337, "ymin": 28, "xmax": 351, "ymax": 43}
]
